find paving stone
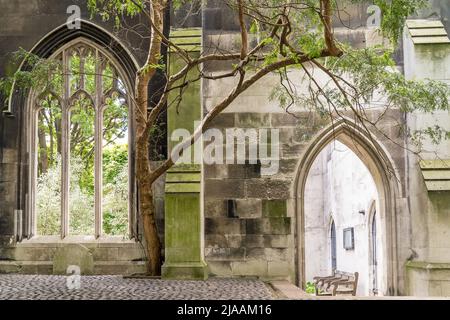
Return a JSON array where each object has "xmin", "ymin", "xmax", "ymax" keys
[{"xmin": 0, "ymin": 275, "xmax": 275, "ymax": 300}]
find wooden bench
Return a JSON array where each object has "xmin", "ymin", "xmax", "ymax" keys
[{"xmin": 313, "ymin": 270, "xmax": 359, "ymax": 296}]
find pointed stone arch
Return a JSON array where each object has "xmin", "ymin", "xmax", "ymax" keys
[
  {"xmin": 293, "ymin": 118, "xmax": 402, "ymax": 295},
  {"xmin": 10, "ymin": 20, "xmax": 140, "ymax": 240}
]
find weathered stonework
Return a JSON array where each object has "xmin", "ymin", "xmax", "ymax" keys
[{"xmin": 0, "ymin": 0, "xmax": 449, "ymax": 297}]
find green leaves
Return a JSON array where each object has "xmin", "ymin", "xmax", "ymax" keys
[
  {"xmin": 0, "ymin": 48, "xmax": 63, "ymax": 108},
  {"xmin": 142, "ymin": 62, "xmax": 165, "ymax": 74},
  {"xmin": 331, "ymin": 46, "xmax": 450, "ymax": 114},
  {"xmin": 376, "ymin": 0, "xmax": 428, "ymax": 43},
  {"xmin": 87, "ymin": 0, "xmax": 145, "ymax": 27},
  {"xmin": 350, "ymin": 0, "xmax": 428, "ymax": 44},
  {"xmin": 298, "ymin": 33, "xmax": 326, "ymax": 59}
]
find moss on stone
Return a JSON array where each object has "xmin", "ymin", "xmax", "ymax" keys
[{"xmin": 262, "ymin": 200, "xmax": 287, "ymax": 217}]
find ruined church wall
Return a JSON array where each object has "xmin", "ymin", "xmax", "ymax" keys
[{"xmin": 403, "ymin": 30, "xmax": 450, "ymax": 296}]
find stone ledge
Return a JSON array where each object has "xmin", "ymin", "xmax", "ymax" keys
[
  {"xmin": 406, "ymin": 261, "xmax": 450, "ymax": 270},
  {"xmin": 0, "ymin": 260, "xmax": 146, "ymax": 275},
  {"xmin": 270, "ymin": 280, "xmax": 310, "ymax": 299},
  {"xmin": 16, "ymin": 236, "xmax": 139, "ymax": 247},
  {"xmin": 162, "ymin": 262, "xmax": 208, "ymax": 280}
]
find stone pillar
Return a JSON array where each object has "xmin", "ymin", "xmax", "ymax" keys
[
  {"xmin": 162, "ymin": 27, "xmax": 206, "ymax": 279},
  {"xmin": 162, "ymin": 164, "xmax": 207, "ymax": 279},
  {"xmin": 403, "ymin": 19, "xmax": 450, "ymax": 296}
]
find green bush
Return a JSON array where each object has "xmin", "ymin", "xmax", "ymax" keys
[{"xmin": 305, "ymin": 281, "xmax": 316, "ymax": 294}]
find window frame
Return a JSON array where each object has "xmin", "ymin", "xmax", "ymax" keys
[{"xmin": 27, "ymin": 37, "xmax": 136, "ymax": 239}]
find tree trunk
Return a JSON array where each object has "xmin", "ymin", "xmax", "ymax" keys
[
  {"xmin": 141, "ymin": 191, "xmax": 161, "ymax": 275},
  {"xmin": 136, "ymin": 130, "xmax": 162, "ymax": 275},
  {"xmin": 134, "ymin": 0, "xmax": 166, "ymax": 276}
]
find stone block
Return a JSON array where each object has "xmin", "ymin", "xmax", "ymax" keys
[
  {"xmin": 0, "ymin": 163, "xmax": 17, "ymax": 183},
  {"xmin": 204, "ymin": 199, "xmax": 228, "ymax": 218},
  {"xmin": 206, "ymin": 234, "xmax": 228, "ymax": 247},
  {"xmin": 204, "ymin": 179, "xmax": 245, "ymax": 198},
  {"xmin": 281, "ymin": 142, "xmax": 305, "ymax": 158},
  {"xmin": 245, "ymin": 219, "xmax": 264, "ymax": 235},
  {"xmin": 271, "ymin": 113, "xmax": 300, "ymax": 127},
  {"xmin": 92, "ymin": 247, "xmax": 119, "ymax": 261},
  {"xmin": 94, "ymin": 261, "xmax": 146, "ymax": 275},
  {"xmin": 276, "ymin": 159, "xmax": 299, "ymax": 176},
  {"xmin": 165, "ymin": 192, "xmax": 203, "ymax": 265},
  {"xmin": 278, "ymin": 127, "xmax": 297, "ymax": 144},
  {"xmin": 246, "ymin": 248, "xmax": 265, "ymax": 259},
  {"xmin": 162, "ymin": 262, "xmax": 208, "ymax": 280},
  {"xmin": 242, "ymin": 235, "xmax": 265, "ymax": 248},
  {"xmin": 268, "ymin": 261, "xmax": 290, "ymax": 277},
  {"xmin": 53, "ymin": 244, "xmax": 94, "ymax": 275},
  {"xmin": 263, "ymin": 218, "xmax": 291, "ymax": 235},
  {"xmin": 264, "ymin": 248, "xmax": 288, "ymax": 261},
  {"xmin": 224, "ymin": 234, "xmax": 244, "ymax": 248},
  {"xmin": 14, "ymin": 247, "xmax": 55, "ymax": 261},
  {"xmin": 262, "ymin": 200, "xmax": 287, "ymax": 217},
  {"xmin": 204, "ymin": 164, "xmax": 228, "ymax": 179},
  {"xmin": 117, "ymin": 247, "xmax": 144, "ymax": 261},
  {"xmin": 205, "ymin": 217, "xmax": 245, "ymax": 235},
  {"xmin": 203, "ymin": 8, "xmax": 227, "ymax": 32},
  {"xmin": 235, "ymin": 199, "xmax": 262, "ymax": 218},
  {"xmin": 0, "ymin": 247, "xmax": 14, "ymax": 260},
  {"xmin": 0, "ymin": 181, "xmax": 16, "ymax": 203},
  {"xmin": 207, "ymin": 261, "xmax": 233, "ymax": 277},
  {"xmin": 231, "ymin": 260, "xmax": 268, "ymax": 277},
  {"xmin": 264, "ymin": 235, "xmax": 290, "ymax": 248},
  {"xmin": 0, "ymin": 261, "xmax": 53, "ymax": 274},
  {"xmin": 227, "ymin": 164, "xmax": 261, "ymax": 179},
  {"xmin": 204, "ymin": 247, "xmax": 246, "ymax": 261},
  {"xmin": 0, "ymin": 1, "xmax": 39, "ymax": 16},
  {"xmin": 245, "ymin": 179, "xmax": 291, "ymax": 199},
  {"xmin": 207, "ymin": 113, "xmax": 235, "ymax": 129},
  {"xmin": 235, "ymin": 113, "xmax": 271, "ymax": 128},
  {"xmin": 0, "ymin": 261, "xmax": 22, "ymax": 273}
]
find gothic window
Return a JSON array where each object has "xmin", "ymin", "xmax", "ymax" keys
[
  {"xmin": 30, "ymin": 39, "xmax": 132, "ymax": 238},
  {"xmin": 371, "ymin": 211, "xmax": 378, "ymax": 295},
  {"xmin": 330, "ymin": 220, "xmax": 337, "ymax": 271}
]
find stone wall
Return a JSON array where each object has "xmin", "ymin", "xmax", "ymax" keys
[
  {"xmin": 202, "ymin": 94, "xmax": 408, "ymax": 290},
  {"xmin": 403, "ymin": 27, "xmax": 450, "ymax": 296},
  {"xmin": 200, "ymin": 5, "xmax": 411, "ymax": 292},
  {"xmin": 201, "ymin": 60, "xmax": 409, "ymax": 285}
]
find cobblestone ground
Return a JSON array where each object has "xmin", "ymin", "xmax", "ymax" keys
[{"xmin": 0, "ymin": 275, "xmax": 275, "ymax": 300}]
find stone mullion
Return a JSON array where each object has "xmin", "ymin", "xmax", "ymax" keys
[
  {"xmin": 94, "ymin": 49, "xmax": 103, "ymax": 238},
  {"xmin": 128, "ymin": 92, "xmax": 135, "ymax": 239},
  {"xmin": 79, "ymin": 49, "xmax": 85, "ymax": 91},
  {"xmin": 30, "ymin": 107, "xmax": 38, "ymax": 237},
  {"xmin": 61, "ymin": 49, "xmax": 70, "ymax": 238}
]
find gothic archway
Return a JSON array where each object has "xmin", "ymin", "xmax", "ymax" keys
[
  {"xmin": 293, "ymin": 118, "xmax": 401, "ymax": 295},
  {"xmin": 10, "ymin": 20, "xmax": 140, "ymax": 241}
]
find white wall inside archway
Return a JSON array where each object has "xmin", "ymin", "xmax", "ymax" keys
[{"xmin": 304, "ymin": 140, "xmax": 383, "ymax": 296}]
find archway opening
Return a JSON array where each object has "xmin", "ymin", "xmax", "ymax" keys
[
  {"xmin": 294, "ymin": 120, "xmax": 399, "ymax": 296},
  {"xmin": 304, "ymin": 140, "xmax": 384, "ymax": 296}
]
